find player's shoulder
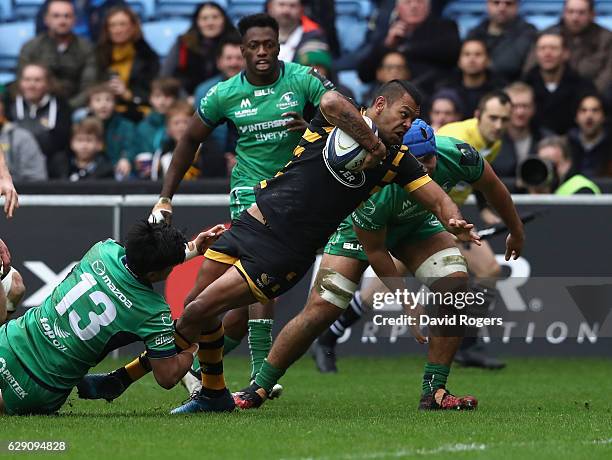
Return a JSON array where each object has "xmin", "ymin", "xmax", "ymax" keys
[{"xmin": 436, "ymin": 118, "xmax": 477, "ymax": 140}]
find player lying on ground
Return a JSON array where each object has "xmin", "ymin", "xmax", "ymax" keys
[
  {"xmin": 0, "ymin": 222, "xmax": 224, "ymax": 415},
  {"xmin": 0, "ymin": 239, "xmax": 26, "ymax": 325},
  {"xmin": 81, "ymin": 79, "xmax": 478, "ymax": 414},
  {"xmin": 308, "ymin": 120, "xmax": 524, "ymax": 409}
]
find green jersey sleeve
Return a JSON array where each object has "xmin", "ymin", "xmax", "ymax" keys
[
  {"xmin": 140, "ymin": 310, "xmax": 176, "ymax": 359},
  {"xmin": 197, "ymin": 83, "xmax": 224, "ymax": 128},
  {"xmin": 437, "ymin": 136, "xmax": 485, "ymax": 184},
  {"xmin": 351, "ymin": 186, "xmax": 397, "ymax": 231},
  {"xmin": 303, "ymin": 67, "xmax": 335, "ymax": 105}
]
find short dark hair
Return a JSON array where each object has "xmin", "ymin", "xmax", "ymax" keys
[
  {"xmin": 125, "ymin": 222, "xmax": 187, "ymax": 276},
  {"xmin": 216, "ymin": 35, "xmax": 243, "ymax": 58},
  {"xmin": 238, "ymin": 13, "xmax": 279, "ymax": 38},
  {"xmin": 477, "ymin": 90, "xmax": 511, "ymax": 113},
  {"xmin": 577, "ymin": 92, "xmax": 606, "ymax": 115},
  {"xmin": 462, "ymin": 38, "xmax": 488, "ymax": 55},
  {"xmin": 565, "ymin": 0, "xmax": 594, "ymax": 11},
  {"xmin": 372, "ymin": 80, "xmax": 423, "ymax": 107},
  {"xmin": 536, "ymin": 31, "xmax": 566, "ymax": 49}
]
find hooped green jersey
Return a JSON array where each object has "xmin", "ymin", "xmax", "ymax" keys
[
  {"xmin": 197, "ymin": 61, "xmax": 332, "ymax": 189},
  {"xmin": 6, "ymin": 239, "xmax": 175, "ymax": 390},
  {"xmin": 351, "ymin": 136, "xmax": 485, "ymax": 231}
]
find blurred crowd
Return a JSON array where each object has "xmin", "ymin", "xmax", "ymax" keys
[{"xmin": 0, "ymin": 0, "xmax": 610, "ymax": 188}]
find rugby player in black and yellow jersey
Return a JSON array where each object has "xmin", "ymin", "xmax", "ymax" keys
[{"xmin": 163, "ymin": 79, "xmax": 481, "ymax": 414}]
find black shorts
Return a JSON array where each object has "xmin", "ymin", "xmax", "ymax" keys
[{"xmin": 205, "ymin": 211, "xmax": 315, "ymax": 303}]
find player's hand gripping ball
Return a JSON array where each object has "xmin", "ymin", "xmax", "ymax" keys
[{"xmin": 324, "ymin": 115, "xmax": 379, "ymax": 172}]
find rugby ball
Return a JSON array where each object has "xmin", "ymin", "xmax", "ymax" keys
[{"xmin": 324, "ymin": 115, "xmax": 379, "ymax": 172}]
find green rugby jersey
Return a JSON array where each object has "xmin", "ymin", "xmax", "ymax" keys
[
  {"xmin": 6, "ymin": 239, "xmax": 175, "ymax": 390},
  {"xmin": 351, "ymin": 136, "xmax": 485, "ymax": 231},
  {"xmin": 197, "ymin": 61, "xmax": 332, "ymax": 189}
]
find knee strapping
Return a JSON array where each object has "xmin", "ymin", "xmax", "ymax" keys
[
  {"xmin": 314, "ymin": 267, "xmax": 358, "ymax": 309},
  {"xmin": 415, "ymin": 248, "xmax": 467, "ymax": 287}
]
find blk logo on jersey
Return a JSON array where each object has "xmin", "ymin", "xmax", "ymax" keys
[{"xmin": 254, "ymin": 88, "xmax": 274, "ymax": 97}]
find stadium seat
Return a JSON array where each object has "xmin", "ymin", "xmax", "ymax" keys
[
  {"xmin": 338, "ymin": 70, "xmax": 369, "ymax": 105},
  {"xmin": 0, "ymin": 0, "xmax": 13, "ymax": 21},
  {"xmin": 335, "ymin": 0, "xmax": 372, "ymax": 19},
  {"xmin": 442, "ymin": 0, "xmax": 485, "ymax": 38},
  {"xmin": 336, "ymin": 15, "xmax": 368, "ymax": 54},
  {"xmin": 0, "ymin": 21, "xmax": 35, "ymax": 75},
  {"xmin": 12, "ymin": 0, "xmax": 44, "ymax": 20},
  {"xmin": 156, "ymin": 0, "xmax": 229, "ymax": 18},
  {"xmin": 142, "ymin": 19, "xmax": 190, "ymax": 57},
  {"xmin": 228, "ymin": 0, "xmax": 265, "ymax": 23},
  {"xmin": 127, "ymin": 0, "xmax": 157, "ymax": 20},
  {"xmin": 529, "ymin": 14, "xmax": 559, "ymax": 30}
]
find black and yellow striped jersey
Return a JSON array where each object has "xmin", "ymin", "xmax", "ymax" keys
[{"xmin": 254, "ymin": 105, "xmax": 431, "ymax": 255}]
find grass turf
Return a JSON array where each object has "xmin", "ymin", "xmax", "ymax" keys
[{"xmin": 1, "ymin": 356, "xmax": 611, "ymax": 460}]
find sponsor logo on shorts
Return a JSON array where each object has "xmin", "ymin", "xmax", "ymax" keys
[
  {"xmin": 256, "ymin": 273, "xmax": 271, "ymax": 288},
  {"xmin": 154, "ymin": 334, "xmax": 174, "ymax": 346},
  {"xmin": 0, "ymin": 357, "xmax": 28, "ymax": 399},
  {"xmin": 40, "ymin": 317, "xmax": 69, "ymax": 352},
  {"xmin": 342, "ymin": 242, "xmax": 363, "ymax": 251},
  {"xmin": 276, "ymin": 92, "xmax": 299, "ymax": 110}
]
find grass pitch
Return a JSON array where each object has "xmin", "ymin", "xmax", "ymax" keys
[{"xmin": 1, "ymin": 356, "xmax": 611, "ymax": 460}]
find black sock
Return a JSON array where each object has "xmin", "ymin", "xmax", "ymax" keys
[{"xmin": 318, "ymin": 291, "xmax": 366, "ymax": 347}]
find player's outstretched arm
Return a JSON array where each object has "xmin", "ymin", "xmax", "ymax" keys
[
  {"xmin": 472, "ymin": 161, "xmax": 524, "ymax": 260},
  {"xmin": 410, "ymin": 181, "xmax": 480, "ymax": 245},
  {"xmin": 0, "ymin": 149, "xmax": 18, "ymax": 218},
  {"xmin": 149, "ymin": 343, "xmax": 199, "ymax": 390},
  {"xmin": 152, "ymin": 116, "xmax": 214, "ymax": 221}
]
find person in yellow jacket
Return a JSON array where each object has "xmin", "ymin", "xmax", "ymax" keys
[{"xmin": 437, "ymin": 90, "xmax": 513, "ymax": 369}]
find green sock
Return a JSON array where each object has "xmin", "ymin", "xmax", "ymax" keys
[
  {"xmin": 422, "ymin": 362, "xmax": 450, "ymax": 396},
  {"xmin": 254, "ymin": 359, "xmax": 285, "ymax": 393},
  {"xmin": 248, "ymin": 319, "xmax": 273, "ymax": 380},
  {"xmin": 223, "ymin": 335, "xmax": 242, "ymax": 355},
  {"xmin": 191, "ymin": 357, "xmax": 200, "ymax": 373}
]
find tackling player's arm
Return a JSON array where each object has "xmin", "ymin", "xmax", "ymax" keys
[
  {"xmin": 0, "ymin": 148, "xmax": 18, "ymax": 218},
  {"xmin": 319, "ymin": 91, "xmax": 387, "ymax": 164},
  {"xmin": 408, "ymin": 181, "xmax": 480, "ymax": 245},
  {"xmin": 149, "ymin": 343, "xmax": 199, "ymax": 390},
  {"xmin": 471, "ymin": 161, "xmax": 524, "ymax": 260}
]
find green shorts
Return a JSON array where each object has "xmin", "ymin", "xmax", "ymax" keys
[
  {"xmin": 324, "ymin": 214, "xmax": 446, "ymax": 261},
  {"xmin": 0, "ymin": 326, "xmax": 70, "ymax": 415},
  {"xmin": 229, "ymin": 187, "xmax": 256, "ymax": 220}
]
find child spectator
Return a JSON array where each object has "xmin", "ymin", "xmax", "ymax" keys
[
  {"xmin": 136, "ymin": 78, "xmax": 181, "ymax": 155},
  {"xmin": 151, "ymin": 101, "xmax": 202, "ymax": 180},
  {"xmin": 58, "ymin": 117, "xmax": 114, "ymax": 181},
  {"xmin": 87, "ymin": 83, "xmax": 138, "ymax": 180}
]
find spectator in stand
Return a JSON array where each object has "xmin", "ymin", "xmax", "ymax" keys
[
  {"xmin": 298, "ymin": 49, "xmax": 355, "ymax": 101},
  {"xmin": 567, "ymin": 93, "xmax": 612, "ymax": 177},
  {"xmin": 19, "ymin": 0, "xmax": 97, "ymax": 109},
  {"xmin": 87, "ymin": 83, "xmax": 138, "ymax": 180},
  {"xmin": 193, "ymin": 37, "xmax": 245, "ymax": 107},
  {"xmin": 56, "ymin": 117, "xmax": 114, "ymax": 181},
  {"xmin": 136, "ymin": 78, "xmax": 181, "ymax": 157},
  {"xmin": 152, "ymin": 101, "xmax": 206, "ymax": 180},
  {"xmin": 522, "ymin": 32, "xmax": 595, "ymax": 135},
  {"xmin": 522, "ymin": 136, "xmax": 600, "ymax": 194},
  {"xmin": 161, "ymin": 2, "xmax": 239, "ymax": 95},
  {"xmin": 467, "ymin": 0, "xmax": 537, "ymax": 82},
  {"xmin": 437, "ymin": 39, "xmax": 506, "ymax": 119},
  {"xmin": 6, "ymin": 64, "xmax": 72, "ymax": 179},
  {"xmin": 362, "ymin": 50, "xmax": 411, "ymax": 105},
  {"xmin": 0, "ymin": 100, "xmax": 48, "ymax": 182},
  {"xmin": 494, "ymin": 81, "xmax": 549, "ymax": 178},
  {"xmin": 266, "ymin": 0, "xmax": 330, "ymax": 63},
  {"xmin": 357, "ymin": 0, "xmax": 460, "ymax": 96},
  {"xmin": 36, "ymin": 0, "xmax": 128, "ymax": 41},
  {"xmin": 302, "ymin": 0, "xmax": 340, "ymax": 56},
  {"xmin": 96, "ymin": 6, "xmax": 159, "ymax": 119},
  {"xmin": 428, "ymin": 89, "xmax": 462, "ymax": 131},
  {"xmin": 523, "ymin": 0, "xmax": 612, "ymax": 94}
]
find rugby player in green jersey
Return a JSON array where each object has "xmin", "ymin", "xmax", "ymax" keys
[
  {"xmin": 311, "ymin": 119, "xmax": 524, "ymax": 409},
  {"xmin": 0, "ymin": 222, "xmax": 224, "ymax": 415},
  {"xmin": 101, "ymin": 13, "xmax": 334, "ymax": 396}
]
